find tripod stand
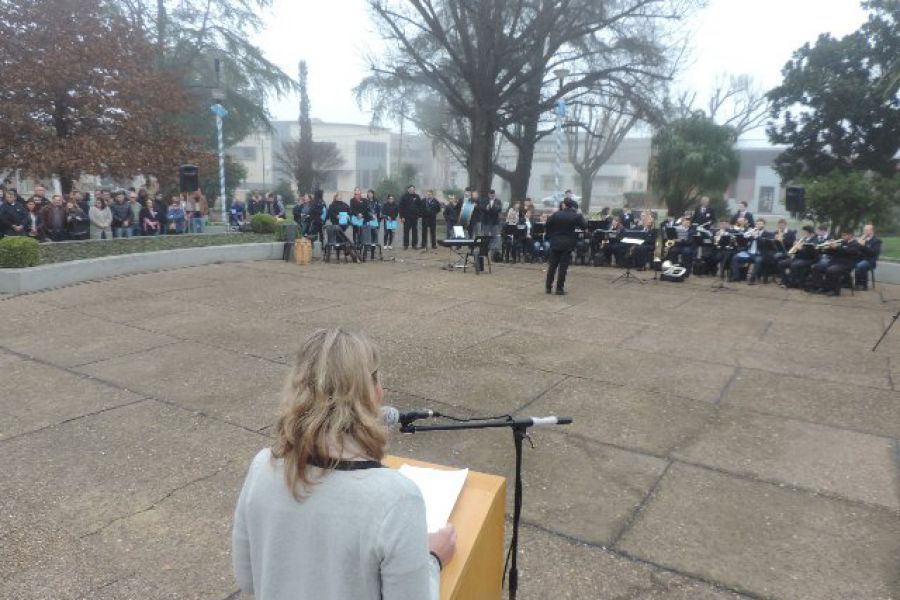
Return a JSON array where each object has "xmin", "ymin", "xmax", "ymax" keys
[
  {"xmin": 400, "ymin": 415, "xmax": 572, "ymax": 600},
  {"xmin": 610, "ymin": 242, "xmax": 646, "ymax": 284},
  {"xmin": 872, "ymin": 306, "xmax": 900, "ymax": 352}
]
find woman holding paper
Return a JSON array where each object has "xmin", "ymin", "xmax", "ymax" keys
[{"xmin": 232, "ymin": 328, "xmax": 455, "ymax": 600}]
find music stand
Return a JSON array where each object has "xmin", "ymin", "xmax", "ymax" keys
[
  {"xmin": 610, "ymin": 237, "xmax": 647, "ymax": 284},
  {"xmin": 711, "ymin": 232, "xmax": 737, "ymax": 292}
]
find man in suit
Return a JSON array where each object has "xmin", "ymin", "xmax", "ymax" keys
[
  {"xmin": 730, "ymin": 200, "xmax": 753, "ymax": 227},
  {"xmin": 692, "ymin": 196, "xmax": 715, "ymax": 228},
  {"xmin": 778, "ymin": 225, "xmax": 817, "ymax": 288},
  {"xmin": 480, "ymin": 189, "xmax": 503, "ymax": 257},
  {"xmin": 398, "ymin": 185, "xmax": 421, "ymax": 250},
  {"xmin": 420, "ymin": 190, "xmax": 441, "ymax": 250},
  {"xmin": 544, "ymin": 199, "xmax": 587, "ymax": 295},
  {"xmin": 810, "ymin": 230, "xmax": 860, "ymax": 296},
  {"xmin": 855, "ymin": 223, "xmax": 882, "ymax": 290},
  {"xmin": 730, "ymin": 218, "xmax": 774, "ymax": 284},
  {"xmin": 619, "ymin": 205, "xmax": 635, "ymax": 229}
]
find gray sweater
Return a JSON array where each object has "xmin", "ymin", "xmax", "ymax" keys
[{"xmin": 232, "ymin": 448, "xmax": 440, "ymax": 600}]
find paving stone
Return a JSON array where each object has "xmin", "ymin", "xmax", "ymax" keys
[
  {"xmin": 0, "ymin": 355, "xmax": 144, "ymax": 440},
  {"xmin": 75, "ymin": 341, "xmax": 288, "ymax": 431},
  {"xmin": 0, "ymin": 308, "xmax": 176, "ymax": 368},
  {"xmin": 0, "ymin": 400, "xmax": 263, "ymax": 537},
  {"xmin": 517, "ymin": 526, "xmax": 750, "ymax": 599},
  {"xmin": 617, "ymin": 463, "xmax": 900, "ymax": 600},
  {"xmin": 723, "ymin": 368, "xmax": 900, "ymax": 439},
  {"xmin": 675, "ymin": 407, "xmax": 899, "ymax": 510}
]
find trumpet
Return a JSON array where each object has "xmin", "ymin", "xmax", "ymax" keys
[
  {"xmin": 664, "ymin": 239, "xmax": 676, "ymax": 249},
  {"xmin": 787, "ymin": 238, "xmax": 807, "ymax": 256},
  {"xmin": 816, "ymin": 239, "xmax": 841, "ymax": 251}
]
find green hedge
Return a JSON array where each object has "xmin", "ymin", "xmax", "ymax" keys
[
  {"xmin": 250, "ymin": 214, "xmax": 277, "ymax": 233},
  {"xmin": 0, "ymin": 236, "xmax": 40, "ymax": 268}
]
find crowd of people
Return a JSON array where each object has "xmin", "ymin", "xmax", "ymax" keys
[{"xmin": 0, "ymin": 183, "xmax": 210, "ymax": 241}]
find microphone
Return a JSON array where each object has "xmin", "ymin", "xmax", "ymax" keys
[
  {"xmin": 525, "ymin": 416, "xmax": 573, "ymax": 427},
  {"xmin": 381, "ymin": 406, "xmax": 439, "ymax": 427}
]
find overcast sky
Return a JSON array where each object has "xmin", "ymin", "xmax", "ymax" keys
[{"xmin": 258, "ymin": 0, "xmax": 868, "ymax": 140}]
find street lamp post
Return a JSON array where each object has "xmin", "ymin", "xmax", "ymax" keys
[
  {"xmin": 211, "ymin": 58, "xmax": 228, "ymax": 229},
  {"xmin": 553, "ymin": 68, "xmax": 569, "ymax": 202}
]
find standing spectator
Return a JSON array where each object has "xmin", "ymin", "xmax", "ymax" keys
[
  {"xmin": 293, "ymin": 194, "xmax": 311, "ymax": 235},
  {"xmin": 140, "ymin": 199, "xmax": 162, "ymax": 235},
  {"xmin": 420, "ymin": 190, "xmax": 441, "ymax": 250},
  {"xmin": 308, "ymin": 189, "xmax": 327, "ymax": 243},
  {"xmin": 381, "ymin": 194, "xmax": 399, "ymax": 249},
  {"xmin": 350, "ymin": 188, "xmax": 368, "ymax": 244},
  {"xmin": 40, "ymin": 194, "xmax": 68, "ymax": 241},
  {"xmin": 74, "ymin": 191, "xmax": 91, "ymax": 217},
  {"xmin": 167, "ymin": 196, "xmax": 187, "ymax": 234},
  {"xmin": 272, "ymin": 193, "xmax": 285, "ymax": 219},
  {"xmin": 89, "ymin": 197, "xmax": 113, "ymax": 240},
  {"xmin": 65, "ymin": 197, "xmax": 90, "ymax": 240},
  {"xmin": 443, "ymin": 194, "xmax": 459, "ymax": 239},
  {"xmin": 128, "ymin": 191, "xmax": 142, "ymax": 237},
  {"xmin": 367, "ymin": 189, "xmax": 382, "ymax": 245},
  {"xmin": 469, "ymin": 190, "xmax": 483, "ymax": 237},
  {"xmin": 32, "ymin": 184, "xmax": 49, "ymax": 207},
  {"xmin": 0, "ymin": 189, "xmax": 28, "ymax": 237},
  {"xmin": 185, "ymin": 191, "xmax": 207, "ymax": 233},
  {"xmin": 399, "ymin": 185, "xmax": 421, "ymax": 250},
  {"xmin": 153, "ymin": 193, "xmax": 169, "ymax": 235},
  {"xmin": 110, "ymin": 192, "xmax": 132, "ymax": 238},
  {"xmin": 24, "ymin": 198, "xmax": 42, "ymax": 239},
  {"xmin": 481, "ymin": 189, "xmax": 503, "ymax": 257}
]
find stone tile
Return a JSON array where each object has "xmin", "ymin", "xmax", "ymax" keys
[
  {"xmin": 487, "ymin": 330, "xmax": 737, "ymax": 403},
  {"xmin": 621, "ymin": 325, "xmax": 741, "ymax": 365},
  {"xmin": 525, "ymin": 377, "xmax": 715, "ymax": 456},
  {"xmin": 30, "ymin": 279, "xmax": 149, "ymax": 306},
  {"xmin": 675, "ymin": 408, "xmax": 899, "ymax": 510},
  {"xmin": 111, "ymin": 267, "xmax": 222, "ymax": 293},
  {"xmin": 737, "ymin": 339, "xmax": 891, "ymax": 389},
  {"xmin": 617, "ymin": 463, "xmax": 900, "ymax": 600},
  {"xmin": 517, "ymin": 526, "xmax": 750, "ymax": 600},
  {"xmin": 81, "ymin": 462, "xmax": 253, "ymax": 600},
  {"xmin": 0, "ymin": 308, "xmax": 175, "ymax": 368},
  {"xmin": 0, "ymin": 400, "xmax": 263, "ymax": 537},
  {"xmin": 0, "ymin": 518, "xmax": 127, "ymax": 600},
  {"xmin": 723, "ymin": 368, "xmax": 900, "ymax": 439},
  {"xmin": 0, "ymin": 356, "xmax": 144, "ymax": 440},
  {"xmin": 75, "ymin": 341, "xmax": 288, "ymax": 430}
]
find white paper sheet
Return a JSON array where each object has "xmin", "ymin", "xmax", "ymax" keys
[{"xmin": 397, "ymin": 464, "xmax": 469, "ymax": 532}]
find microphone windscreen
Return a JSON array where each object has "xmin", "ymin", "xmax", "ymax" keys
[{"xmin": 381, "ymin": 405, "xmax": 400, "ymax": 426}]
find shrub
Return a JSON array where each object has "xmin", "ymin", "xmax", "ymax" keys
[
  {"xmin": 250, "ymin": 213, "xmax": 277, "ymax": 234},
  {"xmin": 274, "ymin": 221, "xmax": 299, "ymax": 241},
  {"xmin": 0, "ymin": 236, "xmax": 40, "ymax": 268}
]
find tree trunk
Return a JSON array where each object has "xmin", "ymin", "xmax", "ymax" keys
[
  {"xmin": 579, "ymin": 172, "xmax": 593, "ymax": 214},
  {"xmin": 469, "ymin": 112, "xmax": 495, "ymax": 195},
  {"xmin": 508, "ymin": 120, "xmax": 538, "ymax": 201}
]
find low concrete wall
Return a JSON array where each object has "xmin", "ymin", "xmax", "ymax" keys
[
  {"xmin": 875, "ymin": 261, "xmax": 900, "ymax": 285},
  {"xmin": 0, "ymin": 242, "xmax": 283, "ymax": 294}
]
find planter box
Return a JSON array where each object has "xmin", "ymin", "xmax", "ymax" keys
[{"xmin": 0, "ymin": 242, "xmax": 283, "ymax": 294}]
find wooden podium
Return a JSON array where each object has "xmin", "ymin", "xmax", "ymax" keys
[{"xmin": 384, "ymin": 455, "xmax": 506, "ymax": 600}]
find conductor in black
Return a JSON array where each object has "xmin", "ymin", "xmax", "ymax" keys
[{"xmin": 545, "ymin": 199, "xmax": 586, "ymax": 295}]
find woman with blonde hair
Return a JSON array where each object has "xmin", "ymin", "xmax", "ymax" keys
[{"xmin": 232, "ymin": 329, "xmax": 455, "ymax": 600}]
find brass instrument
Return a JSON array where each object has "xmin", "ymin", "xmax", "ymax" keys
[
  {"xmin": 816, "ymin": 239, "xmax": 841, "ymax": 251},
  {"xmin": 775, "ymin": 230, "xmax": 785, "ymax": 243},
  {"xmin": 665, "ymin": 239, "xmax": 676, "ymax": 249},
  {"xmin": 787, "ymin": 238, "xmax": 807, "ymax": 256}
]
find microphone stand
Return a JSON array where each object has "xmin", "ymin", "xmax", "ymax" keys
[
  {"xmin": 872, "ymin": 307, "xmax": 900, "ymax": 352},
  {"xmin": 400, "ymin": 416, "xmax": 571, "ymax": 600}
]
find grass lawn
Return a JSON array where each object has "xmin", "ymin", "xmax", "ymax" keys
[
  {"xmin": 879, "ymin": 237, "xmax": 900, "ymax": 261},
  {"xmin": 37, "ymin": 232, "xmax": 275, "ymax": 265}
]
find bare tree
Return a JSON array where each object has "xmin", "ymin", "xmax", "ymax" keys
[
  {"xmin": 667, "ymin": 73, "xmax": 769, "ymax": 139},
  {"xmin": 566, "ymin": 95, "xmax": 642, "ymax": 214},
  {"xmin": 358, "ymin": 0, "xmax": 697, "ymax": 197},
  {"xmin": 277, "ymin": 141, "xmax": 345, "ymax": 192}
]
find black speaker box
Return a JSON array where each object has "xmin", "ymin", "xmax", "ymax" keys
[
  {"xmin": 785, "ymin": 186, "xmax": 805, "ymax": 214},
  {"xmin": 179, "ymin": 164, "xmax": 199, "ymax": 193}
]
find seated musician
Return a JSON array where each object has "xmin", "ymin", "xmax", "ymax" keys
[
  {"xmin": 665, "ymin": 215, "xmax": 695, "ymax": 272},
  {"xmin": 779, "ymin": 225, "xmax": 817, "ymax": 288},
  {"xmin": 809, "ymin": 230, "xmax": 860, "ymax": 296},
  {"xmin": 629, "ymin": 211, "xmax": 657, "ymax": 269},
  {"xmin": 730, "ymin": 218, "xmax": 773, "ymax": 284},
  {"xmin": 605, "ymin": 216, "xmax": 626, "ymax": 265},
  {"xmin": 706, "ymin": 217, "xmax": 734, "ymax": 276},
  {"xmin": 619, "ymin": 205, "xmax": 635, "ymax": 229},
  {"xmin": 855, "ymin": 223, "xmax": 882, "ymax": 290}
]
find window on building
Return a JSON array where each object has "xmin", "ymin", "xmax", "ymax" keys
[
  {"xmin": 758, "ymin": 186, "xmax": 775, "ymax": 213},
  {"xmin": 229, "ymin": 146, "xmax": 257, "ymax": 161}
]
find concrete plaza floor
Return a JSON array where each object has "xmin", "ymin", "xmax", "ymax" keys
[{"xmin": 1, "ymin": 250, "xmax": 899, "ymax": 599}]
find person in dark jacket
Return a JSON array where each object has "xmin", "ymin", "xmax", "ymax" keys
[
  {"xmin": 381, "ymin": 194, "xmax": 399, "ymax": 249},
  {"xmin": 109, "ymin": 192, "xmax": 133, "ymax": 237},
  {"xmin": 855, "ymin": 223, "xmax": 882, "ymax": 290},
  {"xmin": 544, "ymin": 199, "xmax": 587, "ymax": 295},
  {"xmin": 366, "ymin": 189, "xmax": 381, "ymax": 246},
  {"xmin": 443, "ymin": 195, "xmax": 459, "ymax": 239},
  {"xmin": 326, "ymin": 193, "xmax": 352, "ymax": 228},
  {"xmin": 480, "ymin": 189, "xmax": 503, "ymax": 256},
  {"xmin": 40, "ymin": 194, "xmax": 68, "ymax": 241},
  {"xmin": 0, "ymin": 189, "xmax": 28, "ymax": 237},
  {"xmin": 809, "ymin": 230, "xmax": 860, "ymax": 296},
  {"xmin": 420, "ymin": 190, "xmax": 441, "ymax": 250},
  {"xmin": 349, "ymin": 188, "xmax": 369, "ymax": 244},
  {"xmin": 65, "ymin": 198, "xmax": 90, "ymax": 240},
  {"xmin": 398, "ymin": 185, "xmax": 421, "ymax": 250},
  {"xmin": 308, "ymin": 189, "xmax": 327, "ymax": 243}
]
